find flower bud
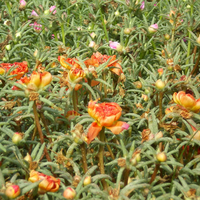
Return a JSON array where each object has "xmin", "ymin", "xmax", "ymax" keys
[
  {"xmin": 135, "ymin": 153, "xmax": 141, "ymax": 162},
  {"xmin": 142, "ymin": 94, "xmax": 148, "ymax": 101},
  {"xmin": 114, "ymin": 10, "xmax": 120, "ymax": 17},
  {"xmin": 89, "ymin": 41, "xmax": 95, "ymax": 48},
  {"xmin": 134, "ymin": 81, "xmax": 142, "ymax": 89},
  {"xmin": 164, "ymin": 34, "xmax": 170, "ymax": 40},
  {"xmin": 155, "ymin": 131, "xmax": 163, "ymax": 140},
  {"xmin": 44, "ymin": 10, "xmax": 50, "ymax": 15},
  {"xmin": 6, "ymin": 45, "xmax": 11, "ymax": 51},
  {"xmin": 24, "ymin": 153, "xmax": 32, "ymax": 162},
  {"xmin": 124, "ymin": 28, "xmax": 131, "ymax": 35},
  {"xmin": 83, "ymin": 176, "xmax": 92, "ymax": 186},
  {"xmin": 197, "ymin": 35, "xmax": 200, "ymax": 45},
  {"xmin": 155, "ymin": 79, "xmax": 165, "ymax": 90},
  {"xmin": 12, "ymin": 132, "xmax": 23, "ymax": 145},
  {"xmin": 15, "ymin": 32, "xmax": 22, "ymax": 38},
  {"xmin": 19, "ymin": 0, "xmax": 27, "ymax": 10},
  {"xmin": 156, "ymin": 152, "xmax": 167, "ymax": 162},
  {"xmin": 157, "ymin": 68, "xmax": 163, "ymax": 76},
  {"xmin": 148, "ymin": 24, "xmax": 158, "ymax": 33},
  {"xmin": 63, "ymin": 187, "xmax": 76, "ymax": 199},
  {"xmin": 5, "ymin": 185, "xmax": 20, "ymax": 199},
  {"xmin": 130, "ymin": 157, "xmax": 137, "ymax": 166}
]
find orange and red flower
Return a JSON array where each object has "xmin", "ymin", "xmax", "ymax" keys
[
  {"xmin": 28, "ymin": 170, "xmax": 60, "ymax": 193},
  {"xmin": 86, "ymin": 100, "xmax": 129, "ymax": 144},
  {"xmin": 0, "ymin": 61, "xmax": 28, "ymax": 79},
  {"xmin": 173, "ymin": 91, "xmax": 200, "ymax": 113},
  {"xmin": 84, "ymin": 52, "xmax": 123, "ymax": 76},
  {"xmin": 12, "ymin": 71, "xmax": 52, "ymax": 91},
  {"xmin": 58, "ymin": 56, "xmax": 81, "ymax": 70}
]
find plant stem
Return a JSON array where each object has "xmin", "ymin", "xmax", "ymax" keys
[
  {"xmin": 190, "ymin": 49, "xmax": 200, "ymax": 76},
  {"xmin": 150, "ymin": 163, "xmax": 160, "ymax": 184},
  {"xmin": 61, "ymin": 24, "xmax": 65, "ymax": 45},
  {"xmin": 124, "ymin": 168, "xmax": 130, "ymax": 186},
  {"xmin": 103, "ymin": 71, "xmax": 107, "ymax": 98},
  {"xmin": 80, "ymin": 143, "xmax": 88, "ymax": 173},
  {"xmin": 32, "ymin": 101, "xmax": 52, "ymax": 162},
  {"xmin": 40, "ymin": 112, "xmax": 52, "ymax": 143},
  {"xmin": 72, "ymin": 90, "xmax": 78, "ymax": 112},
  {"xmin": 98, "ymin": 127, "xmax": 108, "ymax": 190},
  {"xmin": 185, "ymin": 3, "xmax": 194, "ymax": 68},
  {"xmin": 159, "ymin": 92, "xmax": 163, "ymax": 122}
]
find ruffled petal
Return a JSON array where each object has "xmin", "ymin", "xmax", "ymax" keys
[
  {"xmin": 106, "ymin": 121, "xmax": 129, "ymax": 135},
  {"xmin": 87, "ymin": 122, "xmax": 102, "ymax": 144}
]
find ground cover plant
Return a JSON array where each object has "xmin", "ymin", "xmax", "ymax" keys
[{"xmin": 0, "ymin": 0, "xmax": 200, "ymax": 199}]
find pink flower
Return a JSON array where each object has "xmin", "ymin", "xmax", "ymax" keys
[
  {"xmin": 49, "ymin": 5, "xmax": 56, "ymax": 14},
  {"xmin": 29, "ymin": 22, "xmax": 42, "ymax": 32},
  {"xmin": 31, "ymin": 10, "xmax": 39, "ymax": 17},
  {"xmin": 20, "ymin": 0, "xmax": 27, "ymax": 7},
  {"xmin": 140, "ymin": 1, "xmax": 145, "ymax": 10},
  {"xmin": 148, "ymin": 23, "xmax": 158, "ymax": 33},
  {"xmin": 109, "ymin": 41, "xmax": 120, "ymax": 49}
]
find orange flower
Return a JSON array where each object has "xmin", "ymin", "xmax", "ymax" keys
[
  {"xmin": 13, "ymin": 71, "xmax": 52, "ymax": 91},
  {"xmin": 68, "ymin": 67, "xmax": 86, "ymax": 84},
  {"xmin": 173, "ymin": 91, "xmax": 200, "ymax": 112},
  {"xmin": 0, "ymin": 61, "xmax": 28, "ymax": 79},
  {"xmin": 87, "ymin": 100, "xmax": 129, "ymax": 144},
  {"xmin": 84, "ymin": 52, "xmax": 123, "ymax": 76},
  {"xmin": 58, "ymin": 56, "xmax": 81, "ymax": 70},
  {"xmin": 28, "ymin": 170, "xmax": 60, "ymax": 193},
  {"xmin": 65, "ymin": 110, "xmax": 80, "ymax": 121}
]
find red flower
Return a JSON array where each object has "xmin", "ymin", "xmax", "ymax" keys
[
  {"xmin": 58, "ymin": 56, "xmax": 81, "ymax": 70},
  {"xmin": 28, "ymin": 170, "xmax": 60, "ymax": 193},
  {"xmin": 87, "ymin": 100, "xmax": 129, "ymax": 144},
  {"xmin": 0, "ymin": 61, "xmax": 28, "ymax": 79},
  {"xmin": 84, "ymin": 52, "xmax": 123, "ymax": 76}
]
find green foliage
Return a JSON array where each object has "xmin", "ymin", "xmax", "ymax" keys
[{"xmin": 0, "ymin": 0, "xmax": 200, "ymax": 199}]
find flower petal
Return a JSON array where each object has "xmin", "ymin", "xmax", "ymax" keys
[
  {"xmin": 87, "ymin": 122, "xmax": 102, "ymax": 144},
  {"xmin": 106, "ymin": 121, "xmax": 129, "ymax": 135}
]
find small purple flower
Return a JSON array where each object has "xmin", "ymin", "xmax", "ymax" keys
[
  {"xmin": 140, "ymin": 1, "xmax": 145, "ymax": 10},
  {"xmin": 49, "ymin": 5, "xmax": 56, "ymax": 14},
  {"xmin": 109, "ymin": 41, "xmax": 120, "ymax": 49},
  {"xmin": 31, "ymin": 10, "xmax": 39, "ymax": 17}
]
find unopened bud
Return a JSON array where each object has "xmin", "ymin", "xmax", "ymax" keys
[
  {"xmin": 44, "ymin": 10, "xmax": 50, "ymax": 15},
  {"xmin": 164, "ymin": 34, "xmax": 170, "ymax": 40},
  {"xmin": 12, "ymin": 132, "xmax": 23, "ymax": 145},
  {"xmin": 142, "ymin": 94, "xmax": 148, "ymax": 101},
  {"xmin": 114, "ymin": 10, "xmax": 120, "ymax": 17},
  {"xmin": 155, "ymin": 79, "xmax": 165, "ymax": 90},
  {"xmin": 6, "ymin": 45, "xmax": 11, "ymax": 51},
  {"xmin": 83, "ymin": 176, "xmax": 92, "ymax": 186},
  {"xmin": 156, "ymin": 152, "xmax": 167, "ymax": 162},
  {"xmin": 134, "ymin": 81, "xmax": 142, "ymax": 89},
  {"xmin": 124, "ymin": 28, "xmax": 131, "ymax": 35},
  {"xmin": 197, "ymin": 35, "xmax": 200, "ymax": 45},
  {"xmin": 5, "ymin": 185, "xmax": 20, "ymax": 199},
  {"xmin": 63, "ymin": 187, "xmax": 76, "ymax": 199},
  {"xmin": 155, "ymin": 131, "xmax": 163, "ymax": 139},
  {"xmin": 24, "ymin": 153, "xmax": 32, "ymax": 162}
]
